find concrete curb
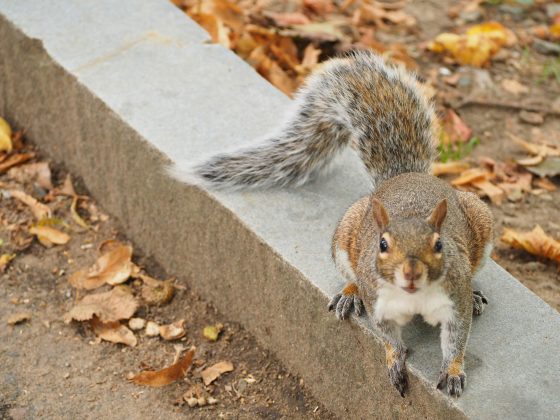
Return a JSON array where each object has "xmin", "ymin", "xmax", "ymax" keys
[{"xmin": 1, "ymin": 1, "xmax": 559, "ymax": 418}]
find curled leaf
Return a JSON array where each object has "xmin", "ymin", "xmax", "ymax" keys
[
  {"xmin": 70, "ymin": 196, "xmax": 90, "ymax": 229},
  {"xmin": 451, "ymin": 168, "xmax": 490, "ymax": 186},
  {"xmin": 91, "ymin": 317, "xmax": 137, "ymax": 346},
  {"xmin": 130, "ymin": 347, "xmax": 195, "ymax": 387},
  {"xmin": 64, "ymin": 287, "xmax": 138, "ymax": 323},
  {"xmin": 7, "ymin": 312, "xmax": 32, "ymax": 325},
  {"xmin": 141, "ymin": 280, "xmax": 175, "ymax": 306},
  {"xmin": 501, "ymin": 225, "xmax": 560, "ymax": 265},
  {"xmin": 432, "ymin": 161, "xmax": 470, "ymax": 176},
  {"xmin": 159, "ymin": 319, "xmax": 186, "ymax": 341},
  {"xmin": 0, "ymin": 117, "xmax": 12, "ymax": 153},
  {"xmin": 68, "ymin": 242, "xmax": 133, "ymax": 290},
  {"xmin": 0, "ymin": 153, "xmax": 34, "ymax": 173},
  {"xmin": 201, "ymin": 361, "xmax": 234, "ymax": 386},
  {"xmin": 29, "ymin": 225, "xmax": 70, "ymax": 247}
]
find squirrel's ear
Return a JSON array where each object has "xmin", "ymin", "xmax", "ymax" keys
[
  {"xmin": 371, "ymin": 198, "xmax": 389, "ymax": 230},
  {"xmin": 427, "ymin": 199, "xmax": 447, "ymax": 231}
]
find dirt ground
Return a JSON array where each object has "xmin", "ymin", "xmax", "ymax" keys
[
  {"xmin": 0, "ymin": 168, "xmax": 336, "ymax": 419},
  {"xmin": 2, "ymin": 1, "xmax": 560, "ymax": 420}
]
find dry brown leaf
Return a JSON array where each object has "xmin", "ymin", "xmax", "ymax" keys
[
  {"xmin": 501, "ymin": 79, "xmax": 529, "ymax": 95},
  {"xmin": 29, "ymin": 225, "xmax": 70, "ymax": 247},
  {"xmin": 7, "ymin": 312, "xmax": 32, "ymax": 325},
  {"xmin": 91, "ymin": 317, "xmax": 137, "ymax": 346},
  {"xmin": 130, "ymin": 347, "xmax": 195, "ymax": 387},
  {"xmin": 265, "ymin": 11, "xmax": 311, "ymax": 26},
  {"xmin": 191, "ymin": 12, "xmax": 232, "ymax": 48},
  {"xmin": 8, "ymin": 162, "xmax": 53, "ymax": 190},
  {"xmin": 472, "ymin": 180, "xmax": 505, "ymax": 205},
  {"xmin": 201, "ymin": 361, "xmax": 234, "ymax": 385},
  {"xmin": 432, "ymin": 161, "xmax": 470, "ymax": 176},
  {"xmin": 0, "ymin": 153, "xmax": 34, "ymax": 173},
  {"xmin": 451, "ymin": 168, "xmax": 490, "ymax": 186},
  {"xmin": 58, "ymin": 175, "xmax": 77, "ymax": 196},
  {"xmin": 68, "ymin": 242, "xmax": 133, "ymax": 290},
  {"xmin": 9, "ymin": 189, "xmax": 51, "ymax": 220},
  {"xmin": 64, "ymin": 287, "xmax": 138, "ymax": 323},
  {"xmin": 159, "ymin": 319, "xmax": 186, "ymax": 341},
  {"xmin": 517, "ymin": 155, "xmax": 544, "ymax": 167},
  {"xmin": 533, "ymin": 177, "xmax": 557, "ymax": 192},
  {"xmin": 501, "ymin": 225, "xmax": 560, "ymax": 265},
  {"xmin": 0, "ymin": 253, "xmax": 16, "ymax": 273}
]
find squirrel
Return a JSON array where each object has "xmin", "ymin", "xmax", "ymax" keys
[{"xmin": 170, "ymin": 51, "xmax": 493, "ymax": 398}]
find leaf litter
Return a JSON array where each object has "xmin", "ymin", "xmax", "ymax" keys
[{"xmin": 130, "ymin": 347, "xmax": 195, "ymax": 387}]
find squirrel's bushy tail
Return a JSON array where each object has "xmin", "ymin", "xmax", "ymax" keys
[{"xmin": 172, "ymin": 51, "xmax": 438, "ymax": 190}]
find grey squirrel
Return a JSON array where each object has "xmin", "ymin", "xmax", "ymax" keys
[{"xmin": 170, "ymin": 51, "xmax": 493, "ymax": 397}]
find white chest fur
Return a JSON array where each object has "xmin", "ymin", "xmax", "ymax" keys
[{"xmin": 374, "ymin": 281, "xmax": 454, "ymax": 327}]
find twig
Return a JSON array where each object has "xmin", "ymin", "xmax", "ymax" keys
[{"xmin": 453, "ymin": 98, "xmax": 560, "ymax": 117}]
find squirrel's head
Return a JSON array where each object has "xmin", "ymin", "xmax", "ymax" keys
[{"xmin": 372, "ymin": 198, "xmax": 447, "ymax": 293}]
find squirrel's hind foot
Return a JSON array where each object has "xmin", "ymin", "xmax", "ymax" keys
[
  {"xmin": 437, "ymin": 371, "xmax": 466, "ymax": 397},
  {"xmin": 327, "ymin": 283, "xmax": 365, "ymax": 320},
  {"xmin": 473, "ymin": 290, "xmax": 488, "ymax": 316}
]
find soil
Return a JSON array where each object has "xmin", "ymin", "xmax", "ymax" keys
[
  {"xmin": 0, "ymin": 161, "xmax": 335, "ymax": 419},
  {"xmin": 2, "ymin": 1, "xmax": 560, "ymax": 419}
]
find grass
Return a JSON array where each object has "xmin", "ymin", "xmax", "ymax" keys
[{"xmin": 438, "ymin": 137, "xmax": 480, "ymax": 163}]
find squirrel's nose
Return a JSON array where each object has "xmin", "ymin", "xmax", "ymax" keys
[{"xmin": 403, "ymin": 259, "xmax": 424, "ymax": 282}]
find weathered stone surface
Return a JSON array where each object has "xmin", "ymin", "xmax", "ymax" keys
[{"xmin": 1, "ymin": 1, "xmax": 559, "ymax": 418}]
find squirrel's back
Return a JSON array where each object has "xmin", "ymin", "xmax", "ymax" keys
[{"xmin": 170, "ymin": 51, "xmax": 438, "ymax": 190}]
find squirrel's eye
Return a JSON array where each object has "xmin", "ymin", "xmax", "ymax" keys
[
  {"xmin": 434, "ymin": 239, "xmax": 443, "ymax": 253},
  {"xmin": 380, "ymin": 238, "xmax": 389, "ymax": 253}
]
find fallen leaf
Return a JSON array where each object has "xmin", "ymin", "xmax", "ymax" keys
[
  {"xmin": 432, "ymin": 161, "xmax": 470, "ymax": 176},
  {"xmin": 265, "ymin": 11, "xmax": 311, "ymax": 26},
  {"xmin": 8, "ymin": 189, "xmax": 51, "ymax": 220},
  {"xmin": 451, "ymin": 168, "xmax": 490, "ymax": 186},
  {"xmin": 201, "ymin": 361, "xmax": 234, "ymax": 386},
  {"xmin": 8, "ymin": 162, "xmax": 53, "ymax": 190},
  {"xmin": 441, "ymin": 110, "xmax": 472, "ymax": 145},
  {"xmin": 64, "ymin": 287, "xmax": 138, "ymax": 323},
  {"xmin": 533, "ymin": 177, "xmax": 557, "ymax": 191},
  {"xmin": 517, "ymin": 155, "xmax": 544, "ymax": 166},
  {"xmin": 7, "ymin": 312, "xmax": 32, "ymax": 325},
  {"xmin": 29, "ymin": 225, "xmax": 70, "ymax": 247},
  {"xmin": 429, "ymin": 21, "xmax": 514, "ymax": 67},
  {"xmin": 0, "ymin": 253, "xmax": 16, "ymax": 273},
  {"xmin": 130, "ymin": 347, "xmax": 195, "ymax": 387},
  {"xmin": 58, "ymin": 175, "xmax": 77, "ymax": 196},
  {"xmin": 203, "ymin": 323, "xmax": 224, "ymax": 341},
  {"xmin": 501, "ymin": 225, "xmax": 560, "ymax": 265},
  {"xmin": 501, "ymin": 79, "xmax": 529, "ymax": 95},
  {"xmin": 68, "ymin": 242, "xmax": 133, "ymax": 290},
  {"xmin": 91, "ymin": 317, "xmax": 137, "ymax": 346},
  {"xmin": 472, "ymin": 180, "xmax": 505, "ymax": 205},
  {"xmin": 0, "ymin": 153, "xmax": 34, "ymax": 173},
  {"xmin": 159, "ymin": 319, "xmax": 186, "ymax": 341},
  {"xmin": 525, "ymin": 157, "xmax": 560, "ymax": 178}
]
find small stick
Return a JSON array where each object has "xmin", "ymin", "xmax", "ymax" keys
[{"xmin": 453, "ymin": 98, "xmax": 560, "ymax": 117}]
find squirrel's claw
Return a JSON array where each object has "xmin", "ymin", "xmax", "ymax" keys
[
  {"xmin": 437, "ymin": 371, "xmax": 466, "ymax": 397},
  {"xmin": 327, "ymin": 293, "xmax": 365, "ymax": 320},
  {"xmin": 473, "ymin": 290, "xmax": 488, "ymax": 316}
]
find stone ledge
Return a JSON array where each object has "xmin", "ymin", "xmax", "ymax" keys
[{"xmin": 1, "ymin": 1, "xmax": 559, "ymax": 419}]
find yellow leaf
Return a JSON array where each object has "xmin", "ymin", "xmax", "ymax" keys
[
  {"xmin": 429, "ymin": 22, "xmax": 514, "ymax": 67},
  {"xmin": 501, "ymin": 225, "xmax": 560, "ymax": 264},
  {"xmin": 203, "ymin": 323, "xmax": 224, "ymax": 341},
  {"xmin": 0, "ymin": 253, "xmax": 16, "ymax": 273},
  {"xmin": 0, "ymin": 117, "xmax": 12, "ymax": 153}
]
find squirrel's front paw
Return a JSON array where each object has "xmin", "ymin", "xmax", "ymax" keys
[
  {"xmin": 327, "ymin": 283, "xmax": 365, "ymax": 320},
  {"xmin": 473, "ymin": 290, "xmax": 488, "ymax": 316},
  {"xmin": 385, "ymin": 345, "xmax": 408, "ymax": 397},
  {"xmin": 437, "ymin": 370, "xmax": 466, "ymax": 397}
]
